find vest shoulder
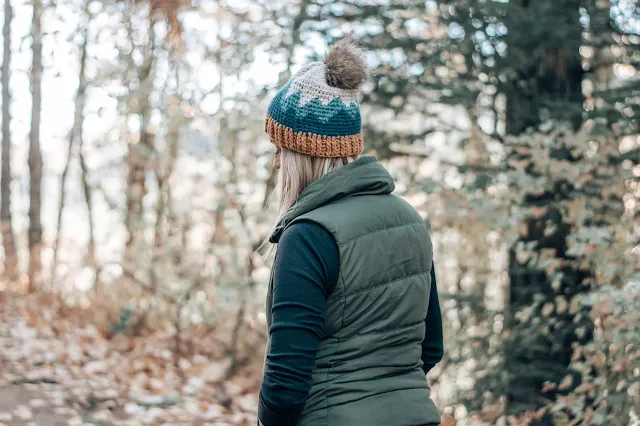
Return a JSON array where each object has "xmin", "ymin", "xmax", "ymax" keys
[{"xmin": 293, "ymin": 194, "xmax": 427, "ymax": 244}]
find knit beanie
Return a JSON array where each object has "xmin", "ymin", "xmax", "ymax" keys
[{"xmin": 265, "ymin": 39, "xmax": 367, "ymax": 158}]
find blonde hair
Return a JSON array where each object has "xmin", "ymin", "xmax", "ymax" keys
[{"xmin": 262, "ymin": 147, "xmax": 358, "ymax": 258}]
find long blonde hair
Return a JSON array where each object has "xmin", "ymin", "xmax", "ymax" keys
[{"xmin": 262, "ymin": 147, "xmax": 358, "ymax": 258}]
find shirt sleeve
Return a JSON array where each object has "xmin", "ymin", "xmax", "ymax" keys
[
  {"xmin": 258, "ymin": 221, "xmax": 340, "ymax": 426},
  {"xmin": 421, "ymin": 263, "xmax": 444, "ymax": 375}
]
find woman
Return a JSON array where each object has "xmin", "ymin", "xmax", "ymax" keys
[{"xmin": 258, "ymin": 39, "xmax": 443, "ymax": 426}]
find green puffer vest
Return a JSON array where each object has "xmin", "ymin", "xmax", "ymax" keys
[{"xmin": 266, "ymin": 156, "xmax": 441, "ymax": 426}]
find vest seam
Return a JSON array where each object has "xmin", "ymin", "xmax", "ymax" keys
[
  {"xmin": 319, "ymin": 318, "xmax": 424, "ymax": 341},
  {"xmin": 354, "ymin": 318, "xmax": 424, "ymax": 336},
  {"xmin": 312, "ymin": 386, "xmax": 436, "ymax": 410},
  {"xmin": 337, "ymin": 220, "xmax": 424, "ymax": 246},
  {"xmin": 342, "ymin": 269, "xmax": 430, "ymax": 297}
]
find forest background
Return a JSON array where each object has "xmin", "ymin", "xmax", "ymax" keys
[{"xmin": 0, "ymin": 0, "xmax": 638, "ymax": 425}]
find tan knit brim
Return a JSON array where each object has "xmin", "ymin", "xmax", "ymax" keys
[{"xmin": 265, "ymin": 115, "xmax": 363, "ymax": 158}]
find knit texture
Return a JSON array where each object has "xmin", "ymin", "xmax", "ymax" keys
[{"xmin": 265, "ymin": 59, "xmax": 365, "ymax": 158}]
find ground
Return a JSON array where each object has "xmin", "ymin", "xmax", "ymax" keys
[{"xmin": 0, "ymin": 292, "xmax": 260, "ymax": 426}]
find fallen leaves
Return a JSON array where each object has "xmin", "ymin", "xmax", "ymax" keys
[{"xmin": 0, "ymin": 293, "xmax": 261, "ymax": 426}]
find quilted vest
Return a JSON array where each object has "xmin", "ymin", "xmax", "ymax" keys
[{"xmin": 266, "ymin": 156, "xmax": 441, "ymax": 426}]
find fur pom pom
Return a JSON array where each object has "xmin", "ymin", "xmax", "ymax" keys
[{"xmin": 323, "ymin": 38, "xmax": 367, "ymax": 90}]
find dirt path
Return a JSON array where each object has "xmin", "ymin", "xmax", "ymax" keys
[
  {"xmin": 0, "ymin": 384, "xmax": 73, "ymax": 426},
  {"xmin": 0, "ymin": 309, "xmax": 76, "ymax": 426}
]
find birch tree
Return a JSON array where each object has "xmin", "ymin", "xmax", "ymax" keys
[{"xmin": 1, "ymin": 0, "xmax": 18, "ymax": 281}]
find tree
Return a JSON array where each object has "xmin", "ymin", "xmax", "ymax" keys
[
  {"xmin": 502, "ymin": 0, "xmax": 587, "ymax": 415},
  {"xmin": 502, "ymin": 0, "xmax": 638, "ymax": 421},
  {"xmin": 501, "ymin": 0, "xmax": 584, "ymax": 135},
  {"xmin": 121, "ymin": 0, "xmax": 190, "ymax": 268},
  {"xmin": 122, "ymin": 2, "xmax": 158, "ymax": 268},
  {"xmin": 1, "ymin": 0, "xmax": 18, "ymax": 281},
  {"xmin": 28, "ymin": 0, "xmax": 44, "ymax": 290},
  {"xmin": 52, "ymin": 2, "xmax": 92, "ymax": 283}
]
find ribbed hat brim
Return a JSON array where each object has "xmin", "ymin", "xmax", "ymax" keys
[{"xmin": 265, "ymin": 115, "xmax": 363, "ymax": 158}]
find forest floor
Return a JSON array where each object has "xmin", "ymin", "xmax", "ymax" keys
[{"xmin": 0, "ymin": 292, "xmax": 261, "ymax": 426}]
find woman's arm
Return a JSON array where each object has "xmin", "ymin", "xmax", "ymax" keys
[
  {"xmin": 258, "ymin": 221, "xmax": 339, "ymax": 426},
  {"xmin": 421, "ymin": 263, "xmax": 444, "ymax": 375}
]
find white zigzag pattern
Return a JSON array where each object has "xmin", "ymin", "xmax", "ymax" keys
[{"xmin": 283, "ymin": 63, "xmax": 359, "ymax": 108}]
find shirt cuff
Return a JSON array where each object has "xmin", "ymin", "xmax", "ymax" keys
[{"xmin": 258, "ymin": 392, "xmax": 305, "ymax": 426}]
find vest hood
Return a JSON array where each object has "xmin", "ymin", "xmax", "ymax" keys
[{"xmin": 269, "ymin": 156, "xmax": 395, "ymax": 243}]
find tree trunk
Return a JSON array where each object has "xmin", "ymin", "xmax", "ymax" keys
[
  {"xmin": 52, "ymin": 6, "xmax": 90, "ymax": 283},
  {"xmin": 1, "ymin": 0, "xmax": 18, "ymax": 281},
  {"xmin": 124, "ymin": 76, "xmax": 153, "ymax": 266},
  {"xmin": 503, "ymin": 0, "xmax": 584, "ymax": 135},
  {"xmin": 150, "ymin": 85, "xmax": 180, "ymax": 290},
  {"xmin": 79, "ymin": 146, "xmax": 97, "ymax": 279},
  {"xmin": 28, "ymin": 0, "xmax": 44, "ymax": 291},
  {"xmin": 503, "ymin": 1, "xmax": 590, "ymax": 422},
  {"xmin": 153, "ymin": 113, "xmax": 179, "ymax": 251},
  {"xmin": 124, "ymin": 22, "xmax": 156, "ymax": 267}
]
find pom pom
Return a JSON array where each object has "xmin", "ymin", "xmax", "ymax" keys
[{"xmin": 323, "ymin": 38, "xmax": 367, "ymax": 90}]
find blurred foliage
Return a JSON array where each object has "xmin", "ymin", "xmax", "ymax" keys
[{"xmin": 0, "ymin": 0, "xmax": 639, "ymax": 425}]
